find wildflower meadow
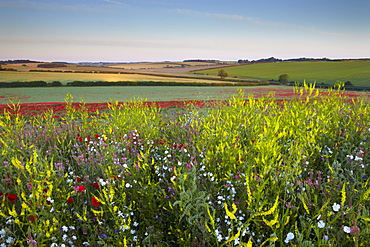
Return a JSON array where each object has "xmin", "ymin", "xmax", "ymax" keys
[{"xmin": 0, "ymin": 85, "xmax": 369, "ymax": 246}]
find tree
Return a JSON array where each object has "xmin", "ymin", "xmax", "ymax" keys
[
  {"xmin": 278, "ymin": 74, "xmax": 289, "ymax": 83},
  {"xmin": 49, "ymin": 81, "xmax": 62, "ymax": 87},
  {"xmin": 344, "ymin": 81, "xmax": 353, "ymax": 87},
  {"xmin": 218, "ymin": 69, "xmax": 228, "ymax": 79}
]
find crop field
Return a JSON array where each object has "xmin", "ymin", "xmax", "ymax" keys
[
  {"xmin": 1, "ymin": 86, "xmax": 370, "ymax": 246},
  {"xmin": 3, "ymin": 85, "xmax": 369, "ymax": 105},
  {"xmin": 0, "ymin": 86, "xmax": 299, "ymax": 104},
  {"xmin": 107, "ymin": 61, "xmax": 235, "ymax": 70},
  {"xmin": 0, "ymin": 71, "xmax": 231, "ymax": 85},
  {"xmin": 199, "ymin": 61, "xmax": 370, "ymax": 86}
]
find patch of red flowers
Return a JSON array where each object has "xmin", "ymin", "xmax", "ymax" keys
[
  {"xmin": 29, "ymin": 215, "xmax": 38, "ymax": 223},
  {"xmin": 67, "ymin": 198, "xmax": 74, "ymax": 204},
  {"xmin": 6, "ymin": 193, "xmax": 17, "ymax": 203},
  {"xmin": 92, "ymin": 182, "xmax": 100, "ymax": 190},
  {"xmin": 1, "ymin": 90, "xmax": 369, "ymax": 117},
  {"xmin": 91, "ymin": 196, "xmax": 100, "ymax": 207},
  {"xmin": 76, "ymin": 185, "xmax": 86, "ymax": 193}
]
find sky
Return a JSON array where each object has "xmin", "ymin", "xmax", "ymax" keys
[{"xmin": 0, "ymin": 0, "xmax": 369, "ymax": 62}]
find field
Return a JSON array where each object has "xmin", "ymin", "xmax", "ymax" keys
[
  {"xmin": 1, "ymin": 86, "xmax": 370, "ymax": 246},
  {"xmin": 198, "ymin": 61, "xmax": 370, "ymax": 86},
  {"xmin": 0, "ymin": 71, "xmax": 231, "ymax": 85},
  {"xmin": 107, "ymin": 61, "xmax": 235, "ymax": 70},
  {"xmin": 0, "ymin": 86, "xmax": 302, "ymax": 104},
  {"xmin": 2, "ymin": 85, "xmax": 369, "ymax": 105}
]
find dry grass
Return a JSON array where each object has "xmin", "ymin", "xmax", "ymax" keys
[
  {"xmin": 0, "ymin": 71, "xmax": 233, "ymax": 84},
  {"xmin": 107, "ymin": 61, "xmax": 236, "ymax": 70}
]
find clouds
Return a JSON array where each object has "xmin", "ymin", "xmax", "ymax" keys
[
  {"xmin": 0, "ymin": 0, "xmax": 127, "ymax": 14},
  {"xmin": 172, "ymin": 8, "xmax": 350, "ymax": 38},
  {"xmin": 0, "ymin": 0, "xmax": 368, "ymax": 61},
  {"xmin": 172, "ymin": 8, "xmax": 277, "ymax": 26},
  {"xmin": 103, "ymin": 0, "xmax": 129, "ymax": 6}
]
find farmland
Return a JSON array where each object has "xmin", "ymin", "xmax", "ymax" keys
[
  {"xmin": 0, "ymin": 86, "xmax": 301, "ymax": 104},
  {"xmin": 1, "ymin": 59, "xmax": 370, "ymax": 246},
  {"xmin": 0, "ymin": 61, "xmax": 261, "ymax": 86},
  {"xmin": 198, "ymin": 60, "xmax": 370, "ymax": 87},
  {"xmin": 0, "ymin": 71, "xmax": 230, "ymax": 85}
]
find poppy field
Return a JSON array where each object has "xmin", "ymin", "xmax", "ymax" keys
[{"xmin": 1, "ymin": 85, "xmax": 370, "ymax": 246}]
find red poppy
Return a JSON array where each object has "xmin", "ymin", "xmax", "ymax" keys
[
  {"xmin": 6, "ymin": 194, "xmax": 17, "ymax": 202},
  {"xmin": 67, "ymin": 198, "xmax": 74, "ymax": 204},
  {"xmin": 29, "ymin": 215, "xmax": 38, "ymax": 223},
  {"xmin": 92, "ymin": 196, "xmax": 100, "ymax": 207},
  {"xmin": 77, "ymin": 185, "xmax": 86, "ymax": 193},
  {"xmin": 92, "ymin": 182, "xmax": 100, "ymax": 189},
  {"xmin": 76, "ymin": 177, "xmax": 82, "ymax": 182}
]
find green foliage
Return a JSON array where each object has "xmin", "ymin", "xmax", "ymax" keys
[
  {"xmin": 1, "ymin": 85, "xmax": 370, "ymax": 246},
  {"xmin": 37, "ymin": 63, "xmax": 67, "ymax": 68},
  {"xmin": 49, "ymin": 81, "xmax": 62, "ymax": 87},
  {"xmin": 218, "ymin": 69, "xmax": 228, "ymax": 79},
  {"xmin": 278, "ymin": 73, "xmax": 289, "ymax": 82}
]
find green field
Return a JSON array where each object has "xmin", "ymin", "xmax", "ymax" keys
[
  {"xmin": 199, "ymin": 61, "xmax": 370, "ymax": 86},
  {"xmin": 0, "ymin": 86, "xmax": 293, "ymax": 104}
]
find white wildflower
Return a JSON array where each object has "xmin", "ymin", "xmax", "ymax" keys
[
  {"xmin": 0, "ymin": 229, "xmax": 6, "ymax": 237},
  {"xmin": 343, "ymin": 226, "xmax": 351, "ymax": 233},
  {"xmin": 332, "ymin": 203, "xmax": 340, "ymax": 212},
  {"xmin": 284, "ymin": 232, "xmax": 294, "ymax": 243},
  {"xmin": 6, "ymin": 237, "xmax": 13, "ymax": 243},
  {"xmin": 318, "ymin": 220, "xmax": 326, "ymax": 228}
]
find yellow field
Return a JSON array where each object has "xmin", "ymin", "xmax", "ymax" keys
[{"xmin": 0, "ymin": 71, "xmax": 231, "ymax": 84}]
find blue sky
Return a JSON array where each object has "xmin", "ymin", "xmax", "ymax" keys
[{"xmin": 0, "ymin": 0, "xmax": 369, "ymax": 62}]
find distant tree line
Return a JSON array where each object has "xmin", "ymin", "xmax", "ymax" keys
[
  {"xmin": 237, "ymin": 57, "xmax": 370, "ymax": 64},
  {"xmin": 0, "ymin": 80, "xmax": 267, "ymax": 88},
  {"xmin": 238, "ymin": 57, "xmax": 283, "ymax": 64},
  {"xmin": 183, "ymin": 59, "xmax": 220, "ymax": 63},
  {"xmin": 37, "ymin": 63, "xmax": 67, "ymax": 68},
  {"xmin": 0, "ymin": 59, "xmax": 41, "ymax": 64},
  {"xmin": 0, "ymin": 81, "xmax": 62, "ymax": 87}
]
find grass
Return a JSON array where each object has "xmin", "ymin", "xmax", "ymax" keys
[
  {"xmin": 1, "ymin": 85, "xmax": 369, "ymax": 105},
  {"xmin": 199, "ymin": 61, "xmax": 370, "ymax": 86},
  {"xmin": 0, "ymin": 86, "xmax": 298, "ymax": 104},
  {"xmin": 0, "ymin": 85, "xmax": 370, "ymax": 246}
]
